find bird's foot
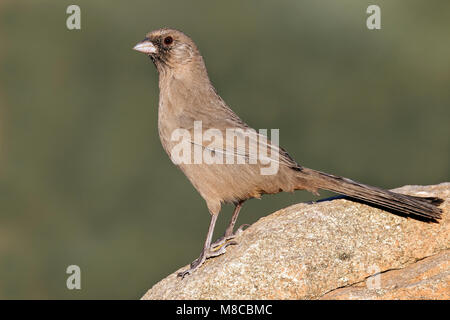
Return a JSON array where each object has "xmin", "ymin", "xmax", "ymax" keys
[
  {"xmin": 210, "ymin": 235, "xmax": 236, "ymax": 251},
  {"xmin": 177, "ymin": 241, "xmax": 236, "ymax": 279},
  {"xmin": 210, "ymin": 223, "xmax": 250, "ymax": 250},
  {"xmin": 177, "ymin": 224, "xmax": 250, "ymax": 279}
]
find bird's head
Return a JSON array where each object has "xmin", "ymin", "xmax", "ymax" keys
[{"xmin": 133, "ymin": 28, "xmax": 203, "ymax": 73}]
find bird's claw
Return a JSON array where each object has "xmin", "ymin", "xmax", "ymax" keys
[
  {"xmin": 177, "ymin": 255, "xmax": 204, "ymax": 279},
  {"xmin": 177, "ymin": 241, "xmax": 236, "ymax": 279},
  {"xmin": 234, "ymin": 223, "xmax": 250, "ymax": 235},
  {"xmin": 210, "ymin": 239, "xmax": 237, "ymax": 255},
  {"xmin": 210, "ymin": 235, "xmax": 236, "ymax": 251},
  {"xmin": 210, "ymin": 223, "xmax": 250, "ymax": 250},
  {"xmin": 177, "ymin": 268, "xmax": 192, "ymax": 279},
  {"xmin": 177, "ymin": 224, "xmax": 251, "ymax": 279}
]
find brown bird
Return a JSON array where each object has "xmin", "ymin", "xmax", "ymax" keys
[{"xmin": 133, "ymin": 28, "xmax": 443, "ymax": 278}]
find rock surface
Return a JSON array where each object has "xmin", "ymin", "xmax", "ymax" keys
[
  {"xmin": 142, "ymin": 183, "xmax": 449, "ymax": 300},
  {"xmin": 320, "ymin": 250, "xmax": 449, "ymax": 299}
]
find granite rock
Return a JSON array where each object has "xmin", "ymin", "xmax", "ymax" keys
[{"xmin": 142, "ymin": 183, "xmax": 449, "ymax": 300}]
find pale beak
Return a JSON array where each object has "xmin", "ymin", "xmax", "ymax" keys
[{"xmin": 133, "ymin": 40, "xmax": 157, "ymax": 54}]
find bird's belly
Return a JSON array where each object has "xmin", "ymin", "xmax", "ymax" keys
[
  {"xmin": 177, "ymin": 162, "xmax": 299, "ymax": 204},
  {"xmin": 178, "ymin": 163, "xmax": 257, "ymax": 203}
]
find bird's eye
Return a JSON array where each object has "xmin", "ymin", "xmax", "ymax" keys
[{"xmin": 164, "ymin": 36, "xmax": 173, "ymax": 45}]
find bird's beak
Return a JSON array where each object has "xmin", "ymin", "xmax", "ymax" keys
[{"xmin": 133, "ymin": 40, "xmax": 157, "ymax": 54}]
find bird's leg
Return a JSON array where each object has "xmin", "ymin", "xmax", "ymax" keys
[
  {"xmin": 224, "ymin": 201, "xmax": 247, "ymax": 237},
  {"xmin": 178, "ymin": 213, "xmax": 232, "ymax": 278},
  {"xmin": 211, "ymin": 201, "xmax": 249, "ymax": 250}
]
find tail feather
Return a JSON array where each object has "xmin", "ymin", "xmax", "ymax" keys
[{"xmin": 303, "ymin": 169, "xmax": 443, "ymax": 220}]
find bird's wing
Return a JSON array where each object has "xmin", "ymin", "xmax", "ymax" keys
[
  {"xmin": 174, "ymin": 119, "xmax": 301, "ymax": 169},
  {"xmin": 169, "ymin": 84, "xmax": 302, "ymax": 169}
]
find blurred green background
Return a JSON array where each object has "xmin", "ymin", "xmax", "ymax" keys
[{"xmin": 0, "ymin": 0, "xmax": 448, "ymax": 299}]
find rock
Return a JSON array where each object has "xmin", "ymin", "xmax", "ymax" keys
[
  {"xmin": 141, "ymin": 183, "xmax": 449, "ymax": 300},
  {"xmin": 320, "ymin": 250, "xmax": 449, "ymax": 299}
]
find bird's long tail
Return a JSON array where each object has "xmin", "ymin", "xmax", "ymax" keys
[{"xmin": 302, "ymin": 168, "xmax": 443, "ymax": 220}]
